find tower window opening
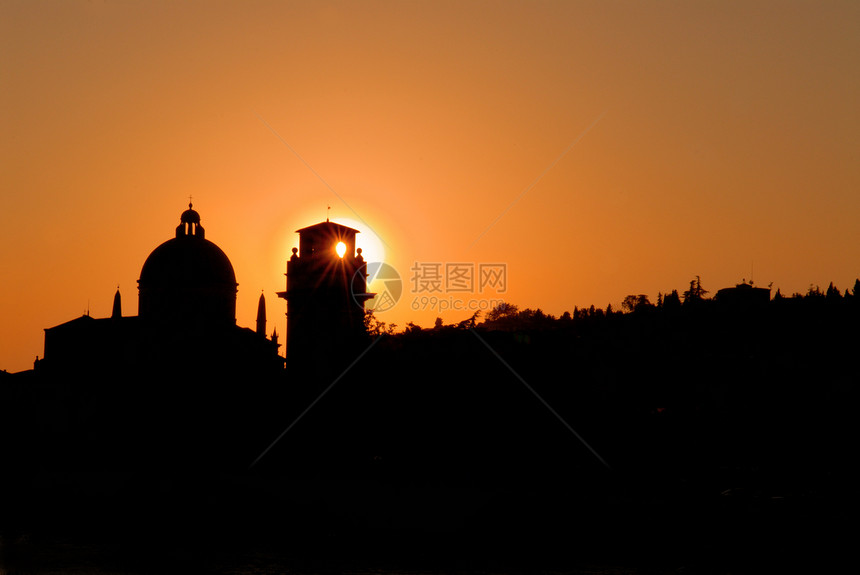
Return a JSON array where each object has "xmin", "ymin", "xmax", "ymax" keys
[{"xmin": 335, "ymin": 241, "xmax": 347, "ymax": 258}]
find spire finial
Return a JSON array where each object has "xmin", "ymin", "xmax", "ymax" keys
[
  {"xmin": 327, "ymin": 205, "xmax": 331, "ymax": 222},
  {"xmin": 112, "ymin": 286, "xmax": 122, "ymax": 319},
  {"xmin": 256, "ymin": 290, "xmax": 267, "ymax": 336},
  {"xmin": 188, "ymin": 195, "xmax": 193, "ymax": 209}
]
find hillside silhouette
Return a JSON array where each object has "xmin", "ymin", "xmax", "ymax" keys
[{"xmin": 2, "ymin": 275, "xmax": 858, "ymax": 572}]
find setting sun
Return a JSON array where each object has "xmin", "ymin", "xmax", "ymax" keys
[
  {"xmin": 1, "ymin": 4, "xmax": 858, "ymax": 569},
  {"xmin": 1, "ymin": 0, "xmax": 858, "ymax": 374},
  {"xmin": 333, "ymin": 218, "xmax": 386, "ymax": 264}
]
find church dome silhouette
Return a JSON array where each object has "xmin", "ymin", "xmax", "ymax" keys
[{"xmin": 138, "ymin": 203, "xmax": 237, "ymax": 326}]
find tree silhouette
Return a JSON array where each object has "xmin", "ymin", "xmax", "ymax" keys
[
  {"xmin": 364, "ymin": 309, "xmax": 391, "ymax": 336},
  {"xmin": 663, "ymin": 289, "xmax": 681, "ymax": 310},
  {"xmin": 456, "ymin": 311, "xmax": 481, "ymax": 329},
  {"xmin": 826, "ymin": 282, "xmax": 842, "ymax": 302},
  {"xmin": 485, "ymin": 301, "xmax": 519, "ymax": 322},
  {"xmin": 683, "ymin": 276, "xmax": 708, "ymax": 304},
  {"xmin": 622, "ymin": 294, "xmax": 652, "ymax": 313},
  {"xmin": 404, "ymin": 321, "xmax": 422, "ymax": 334}
]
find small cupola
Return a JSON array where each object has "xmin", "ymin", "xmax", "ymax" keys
[{"xmin": 176, "ymin": 202, "xmax": 205, "ymax": 239}]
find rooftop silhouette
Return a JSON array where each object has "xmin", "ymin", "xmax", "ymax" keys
[{"xmin": 1, "ymin": 209, "xmax": 858, "ymax": 573}]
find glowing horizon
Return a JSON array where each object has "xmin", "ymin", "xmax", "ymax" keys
[{"xmin": 2, "ymin": 1, "xmax": 859, "ymax": 372}]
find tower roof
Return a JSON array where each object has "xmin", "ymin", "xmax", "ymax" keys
[{"xmin": 295, "ymin": 221, "xmax": 360, "ymax": 235}]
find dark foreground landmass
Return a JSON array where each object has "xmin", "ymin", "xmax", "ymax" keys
[{"xmin": 2, "ymin": 293, "xmax": 858, "ymax": 573}]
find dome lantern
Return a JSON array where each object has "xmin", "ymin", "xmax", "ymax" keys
[{"xmin": 176, "ymin": 202, "xmax": 205, "ymax": 239}]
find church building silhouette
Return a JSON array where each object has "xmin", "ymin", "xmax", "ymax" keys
[
  {"xmin": 1, "ymin": 203, "xmax": 386, "ymax": 468},
  {"xmin": 37, "ymin": 203, "xmax": 283, "ymax": 381}
]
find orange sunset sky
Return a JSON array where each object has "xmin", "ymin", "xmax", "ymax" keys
[{"xmin": 2, "ymin": 0, "xmax": 858, "ymax": 372}]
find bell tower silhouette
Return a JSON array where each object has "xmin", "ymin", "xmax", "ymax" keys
[{"xmin": 277, "ymin": 220, "xmax": 374, "ymax": 373}]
